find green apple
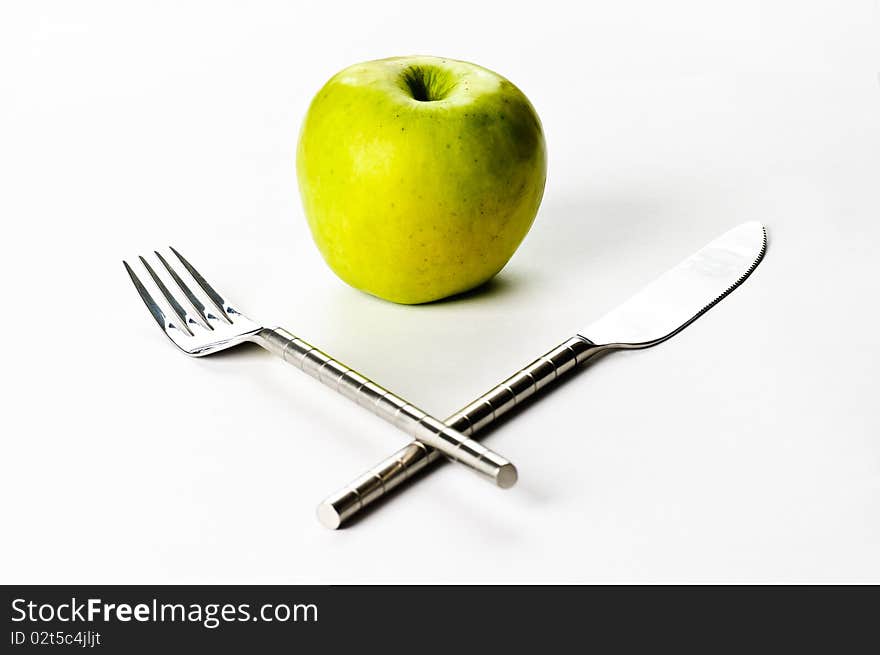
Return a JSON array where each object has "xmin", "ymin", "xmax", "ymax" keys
[{"xmin": 296, "ymin": 55, "xmax": 547, "ymax": 304}]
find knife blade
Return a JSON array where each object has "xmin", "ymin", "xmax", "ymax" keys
[
  {"xmin": 584, "ymin": 221, "xmax": 766, "ymax": 346},
  {"xmin": 318, "ymin": 222, "xmax": 767, "ymax": 528}
]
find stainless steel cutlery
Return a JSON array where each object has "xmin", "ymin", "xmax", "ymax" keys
[
  {"xmin": 123, "ymin": 248, "xmax": 517, "ymax": 487},
  {"xmin": 123, "ymin": 222, "xmax": 766, "ymax": 527},
  {"xmin": 318, "ymin": 222, "xmax": 767, "ymax": 528}
]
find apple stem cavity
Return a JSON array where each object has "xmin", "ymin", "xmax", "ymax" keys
[{"xmin": 400, "ymin": 65, "xmax": 455, "ymax": 102}]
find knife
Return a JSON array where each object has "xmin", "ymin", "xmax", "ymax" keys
[{"xmin": 317, "ymin": 221, "xmax": 767, "ymax": 528}]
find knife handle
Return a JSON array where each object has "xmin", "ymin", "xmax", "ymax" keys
[
  {"xmin": 256, "ymin": 328, "xmax": 517, "ymax": 488},
  {"xmin": 318, "ymin": 335, "xmax": 600, "ymax": 528}
]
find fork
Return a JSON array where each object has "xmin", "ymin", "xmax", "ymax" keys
[{"xmin": 122, "ymin": 247, "xmax": 517, "ymax": 487}]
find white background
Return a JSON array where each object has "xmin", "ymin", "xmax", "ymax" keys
[{"xmin": 2, "ymin": 1, "xmax": 878, "ymax": 583}]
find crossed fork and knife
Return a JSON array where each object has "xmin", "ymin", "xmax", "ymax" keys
[{"xmin": 124, "ymin": 222, "xmax": 766, "ymax": 528}]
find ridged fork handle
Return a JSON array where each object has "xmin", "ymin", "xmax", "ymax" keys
[
  {"xmin": 318, "ymin": 335, "xmax": 601, "ymax": 528},
  {"xmin": 256, "ymin": 328, "xmax": 517, "ymax": 488}
]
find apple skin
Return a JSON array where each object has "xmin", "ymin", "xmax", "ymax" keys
[{"xmin": 297, "ymin": 55, "xmax": 546, "ymax": 304}]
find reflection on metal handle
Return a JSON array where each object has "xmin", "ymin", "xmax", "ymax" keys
[
  {"xmin": 318, "ymin": 335, "xmax": 600, "ymax": 529},
  {"xmin": 257, "ymin": 328, "xmax": 516, "ymax": 487}
]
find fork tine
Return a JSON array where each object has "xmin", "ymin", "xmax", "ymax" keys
[
  {"xmin": 138, "ymin": 256, "xmax": 195, "ymax": 337},
  {"xmin": 123, "ymin": 260, "xmax": 169, "ymax": 333},
  {"xmin": 169, "ymin": 246, "xmax": 233, "ymax": 324},
  {"xmin": 154, "ymin": 251, "xmax": 214, "ymax": 330}
]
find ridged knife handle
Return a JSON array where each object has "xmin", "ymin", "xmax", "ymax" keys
[
  {"xmin": 318, "ymin": 335, "xmax": 600, "ymax": 528},
  {"xmin": 256, "ymin": 328, "xmax": 517, "ymax": 488}
]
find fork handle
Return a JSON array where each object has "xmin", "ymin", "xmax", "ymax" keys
[
  {"xmin": 317, "ymin": 335, "xmax": 602, "ymax": 528},
  {"xmin": 255, "ymin": 328, "xmax": 517, "ymax": 488}
]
